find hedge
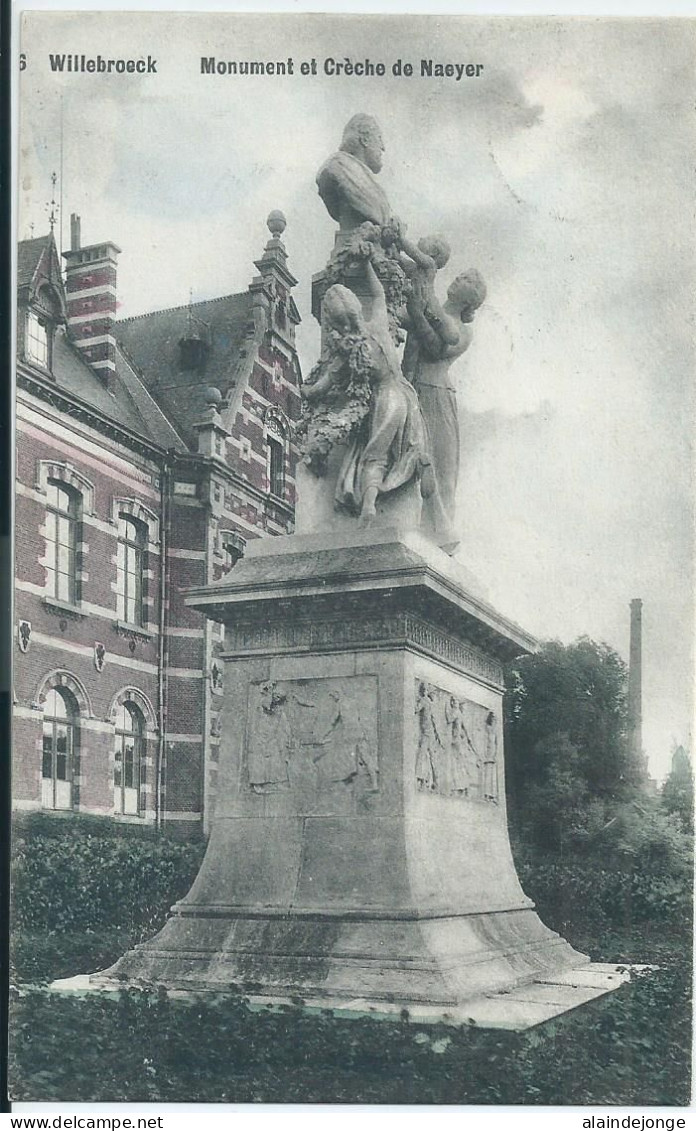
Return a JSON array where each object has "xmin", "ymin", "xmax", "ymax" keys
[
  {"xmin": 516, "ymin": 858, "xmax": 693, "ymax": 939},
  {"xmin": 11, "ymin": 814, "xmax": 206, "ymax": 935},
  {"xmin": 12, "ymin": 815, "xmax": 691, "ymax": 942}
]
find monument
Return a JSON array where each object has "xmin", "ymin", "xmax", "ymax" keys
[{"xmin": 59, "ymin": 117, "xmax": 629, "ymax": 1028}]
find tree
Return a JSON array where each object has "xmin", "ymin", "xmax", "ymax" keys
[
  {"xmin": 504, "ymin": 637, "xmax": 648, "ymax": 851},
  {"xmin": 661, "ymin": 745, "xmax": 694, "ymax": 834}
]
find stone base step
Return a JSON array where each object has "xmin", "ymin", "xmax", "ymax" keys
[{"xmin": 50, "ymin": 963, "xmax": 643, "ymax": 1032}]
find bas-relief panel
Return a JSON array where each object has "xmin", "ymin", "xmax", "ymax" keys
[
  {"xmin": 414, "ymin": 680, "xmax": 499, "ymax": 802},
  {"xmin": 243, "ymin": 676, "xmax": 379, "ymax": 812}
]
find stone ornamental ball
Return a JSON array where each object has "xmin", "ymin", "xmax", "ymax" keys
[
  {"xmin": 267, "ymin": 210, "xmax": 287, "ymax": 237},
  {"xmin": 204, "ymin": 385, "xmax": 222, "ymax": 407}
]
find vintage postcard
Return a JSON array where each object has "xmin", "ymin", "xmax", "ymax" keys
[{"xmin": 10, "ymin": 10, "xmax": 694, "ymax": 1110}]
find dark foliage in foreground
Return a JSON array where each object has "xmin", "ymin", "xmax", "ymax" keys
[{"xmin": 8, "ymin": 950, "xmax": 691, "ymax": 1105}]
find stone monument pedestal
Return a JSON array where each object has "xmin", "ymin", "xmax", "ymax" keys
[{"xmin": 67, "ymin": 528, "xmax": 629, "ymax": 1026}]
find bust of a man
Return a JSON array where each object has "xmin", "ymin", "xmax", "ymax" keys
[{"xmin": 316, "ymin": 114, "xmax": 392, "ymax": 235}]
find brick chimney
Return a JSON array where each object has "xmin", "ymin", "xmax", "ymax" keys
[
  {"xmin": 628, "ymin": 598, "xmax": 643, "ymax": 764},
  {"xmin": 62, "ymin": 214, "xmax": 121, "ymax": 389}
]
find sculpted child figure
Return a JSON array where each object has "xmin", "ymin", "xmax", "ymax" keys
[{"xmin": 401, "ymin": 234, "xmax": 459, "ymax": 368}]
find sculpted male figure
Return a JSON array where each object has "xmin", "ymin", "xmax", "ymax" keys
[
  {"xmin": 316, "ymin": 114, "xmax": 392, "ymax": 240},
  {"xmin": 405, "ymin": 269, "xmax": 487, "ymax": 538},
  {"xmin": 316, "ymin": 114, "xmax": 409, "ymax": 343}
]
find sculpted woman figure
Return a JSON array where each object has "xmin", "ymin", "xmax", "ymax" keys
[
  {"xmin": 299, "ymin": 258, "xmax": 449, "ymax": 528},
  {"xmin": 404, "ymin": 267, "xmax": 487, "ymax": 538}
]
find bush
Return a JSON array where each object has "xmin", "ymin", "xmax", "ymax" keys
[
  {"xmin": 515, "ymin": 856, "xmax": 692, "ymax": 941},
  {"xmin": 11, "ymin": 814, "xmax": 206, "ymax": 936}
]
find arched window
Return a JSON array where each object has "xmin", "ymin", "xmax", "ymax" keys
[
  {"xmin": 116, "ymin": 514, "xmax": 147, "ymax": 626},
  {"xmin": 266, "ymin": 418, "xmax": 286, "ymax": 499},
  {"xmin": 42, "ymin": 687, "xmax": 78, "ymax": 810},
  {"xmin": 45, "ymin": 480, "xmax": 79, "ymax": 604},
  {"xmin": 114, "ymin": 702, "xmax": 145, "ymax": 816}
]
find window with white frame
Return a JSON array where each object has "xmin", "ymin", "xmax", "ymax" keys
[
  {"xmin": 45, "ymin": 480, "xmax": 79, "ymax": 604},
  {"xmin": 26, "ymin": 310, "xmax": 49, "ymax": 368},
  {"xmin": 42, "ymin": 687, "xmax": 78, "ymax": 810},
  {"xmin": 116, "ymin": 514, "xmax": 147, "ymax": 626},
  {"xmin": 113, "ymin": 701, "xmax": 146, "ymax": 816}
]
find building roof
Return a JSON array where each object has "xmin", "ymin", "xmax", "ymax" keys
[
  {"xmin": 17, "ymin": 236, "xmax": 50, "ymax": 288},
  {"xmin": 35, "ymin": 328, "xmax": 184, "ymax": 449},
  {"xmin": 17, "ymin": 229, "xmax": 291, "ymax": 457},
  {"xmin": 114, "ymin": 292, "xmax": 255, "ymax": 448},
  {"xmin": 17, "ymin": 234, "xmax": 187, "ymax": 453}
]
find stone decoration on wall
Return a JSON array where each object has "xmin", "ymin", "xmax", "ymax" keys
[
  {"xmin": 414, "ymin": 680, "xmax": 498, "ymax": 802},
  {"xmin": 210, "ymin": 661, "xmax": 224, "ymax": 695},
  {"xmin": 245, "ymin": 676, "xmax": 379, "ymax": 810},
  {"xmin": 17, "ymin": 620, "xmax": 31, "ymax": 653}
]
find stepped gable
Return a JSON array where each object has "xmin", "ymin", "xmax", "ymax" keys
[{"xmin": 114, "ymin": 292, "xmax": 254, "ymax": 449}]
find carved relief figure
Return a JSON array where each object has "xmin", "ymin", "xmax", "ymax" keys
[
  {"xmin": 247, "ymin": 682, "xmax": 293, "ymax": 792},
  {"xmin": 482, "ymin": 710, "xmax": 499, "ymax": 802},
  {"xmin": 460, "ymin": 699, "xmax": 483, "ymax": 797},
  {"xmin": 446, "ymin": 695, "xmax": 480, "ymax": 796},
  {"xmin": 355, "ymin": 732, "xmax": 379, "ymax": 792},
  {"xmin": 415, "ymin": 681, "xmax": 442, "ymax": 791},
  {"xmin": 301, "ymin": 688, "xmax": 357, "ymax": 783},
  {"xmin": 414, "ymin": 681, "xmax": 499, "ymax": 802},
  {"xmin": 404, "ymin": 269, "xmax": 487, "ymax": 540}
]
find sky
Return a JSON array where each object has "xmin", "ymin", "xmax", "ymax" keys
[{"xmin": 17, "ymin": 12, "xmax": 695, "ymax": 780}]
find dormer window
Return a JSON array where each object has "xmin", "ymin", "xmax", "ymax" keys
[
  {"xmin": 25, "ymin": 283, "xmax": 61, "ymax": 372},
  {"xmin": 26, "ymin": 310, "xmax": 50, "ymax": 368},
  {"xmin": 178, "ymin": 333, "xmax": 208, "ymax": 371}
]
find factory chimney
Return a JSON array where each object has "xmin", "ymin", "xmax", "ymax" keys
[{"xmin": 628, "ymin": 598, "xmax": 643, "ymax": 765}]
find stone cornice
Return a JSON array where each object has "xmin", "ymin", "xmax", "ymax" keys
[{"xmin": 221, "ymin": 607, "xmax": 506, "ymax": 687}]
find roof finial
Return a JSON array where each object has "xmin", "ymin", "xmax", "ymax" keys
[
  {"xmin": 267, "ymin": 210, "xmax": 287, "ymax": 238},
  {"xmin": 46, "ymin": 172, "xmax": 59, "ymax": 234}
]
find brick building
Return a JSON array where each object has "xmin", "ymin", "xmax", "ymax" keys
[{"xmin": 14, "ymin": 211, "xmax": 302, "ymax": 835}]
